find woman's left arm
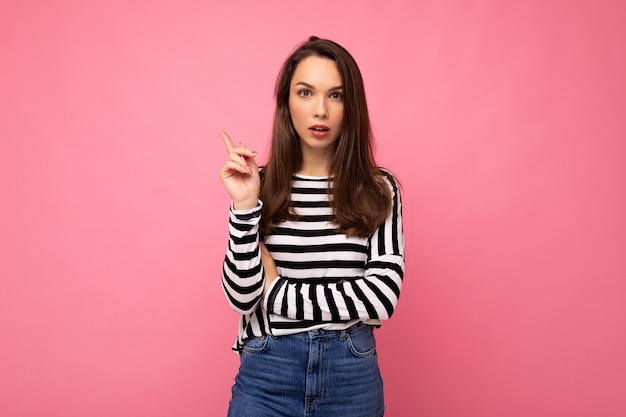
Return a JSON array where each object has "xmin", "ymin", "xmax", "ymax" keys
[{"xmin": 263, "ymin": 175, "xmax": 405, "ymax": 322}]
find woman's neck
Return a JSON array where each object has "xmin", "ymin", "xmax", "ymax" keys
[
  {"xmin": 297, "ymin": 164, "xmax": 330, "ymax": 177},
  {"xmin": 298, "ymin": 148, "xmax": 333, "ymax": 177}
]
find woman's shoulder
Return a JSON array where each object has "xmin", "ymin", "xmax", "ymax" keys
[{"xmin": 376, "ymin": 167, "xmax": 401, "ymax": 190}]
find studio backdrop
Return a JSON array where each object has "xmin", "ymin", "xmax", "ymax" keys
[{"xmin": 2, "ymin": 1, "xmax": 625, "ymax": 416}]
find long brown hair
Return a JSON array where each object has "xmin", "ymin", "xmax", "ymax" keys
[{"xmin": 260, "ymin": 36, "xmax": 392, "ymax": 238}]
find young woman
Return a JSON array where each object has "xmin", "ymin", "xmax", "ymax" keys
[{"xmin": 219, "ymin": 36, "xmax": 404, "ymax": 417}]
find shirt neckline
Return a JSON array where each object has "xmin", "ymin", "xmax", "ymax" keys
[{"xmin": 293, "ymin": 173, "xmax": 332, "ymax": 180}]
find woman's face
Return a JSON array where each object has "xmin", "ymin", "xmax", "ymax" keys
[{"xmin": 288, "ymin": 56, "xmax": 344, "ymax": 156}]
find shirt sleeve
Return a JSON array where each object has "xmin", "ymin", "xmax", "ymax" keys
[
  {"xmin": 221, "ymin": 200, "xmax": 265, "ymax": 315},
  {"xmin": 263, "ymin": 175, "xmax": 405, "ymax": 322}
]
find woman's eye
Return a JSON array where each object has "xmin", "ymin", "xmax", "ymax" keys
[
  {"xmin": 298, "ymin": 90, "xmax": 311, "ymax": 97},
  {"xmin": 330, "ymin": 92, "xmax": 343, "ymax": 100}
]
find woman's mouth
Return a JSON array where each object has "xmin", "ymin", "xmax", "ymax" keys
[{"xmin": 309, "ymin": 125, "xmax": 330, "ymax": 138}]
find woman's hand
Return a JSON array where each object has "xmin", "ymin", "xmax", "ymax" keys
[
  {"xmin": 218, "ymin": 129, "xmax": 260, "ymax": 210},
  {"xmin": 260, "ymin": 243, "xmax": 278, "ymax": 295}
]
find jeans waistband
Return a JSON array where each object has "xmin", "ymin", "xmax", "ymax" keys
[{"xmin": 306, "ymin": 321, "xmax": 368, "ymax": 339}]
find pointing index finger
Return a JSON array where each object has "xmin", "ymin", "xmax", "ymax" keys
[{"xmin": 218, "ymin": 129, "xmax": 235, "ymax": 154}]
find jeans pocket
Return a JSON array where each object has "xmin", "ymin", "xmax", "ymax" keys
[
  {"xmin": 346, "ymin": 327, "xmax": 377, "ymax": 358},
  {"xmin": 241, "ymin": 334, "xmax": 271, "ymax": 354}
]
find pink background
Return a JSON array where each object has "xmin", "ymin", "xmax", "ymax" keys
[{"xmin": 2, "ymin": 1, "xmax": 625, "ymax": 416}]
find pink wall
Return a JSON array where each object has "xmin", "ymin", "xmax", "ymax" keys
[{"xmin": 2, "ymin": 1, "xmax": 625, "ymax": 416}]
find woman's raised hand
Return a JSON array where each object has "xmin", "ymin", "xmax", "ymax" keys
[{"xmin": 218, "ymin": 129, "xmax": 260, "ymax": 210}]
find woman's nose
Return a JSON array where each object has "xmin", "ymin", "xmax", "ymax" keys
[{"xmin": 314, "ymin": 98, "xmax": 328, "ymax": 119}]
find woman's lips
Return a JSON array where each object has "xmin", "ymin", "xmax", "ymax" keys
[{"xmin": 309, "ymin": 124, "xmax": 330, "ymax": 138}]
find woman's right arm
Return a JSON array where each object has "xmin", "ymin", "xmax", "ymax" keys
[
  {"xmin": 222, "ymin": 203, "xmax": 265, "ymax": 314},
  {"xmin": 218, "ymin": 130, "xmax": 264, "ymax": 314}
]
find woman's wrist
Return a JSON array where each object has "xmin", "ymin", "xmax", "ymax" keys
[{"xmin": 232, "ymin": 197, "xmax": 259, "ymax": 211}]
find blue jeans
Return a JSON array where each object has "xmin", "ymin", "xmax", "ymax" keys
[{"xmin": 227, "ymin": 322, "xmax": 385, "ymax": 417}]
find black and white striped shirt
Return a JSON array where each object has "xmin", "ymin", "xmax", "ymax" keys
[{"xmin": 222, "ymin": 171, "xmax": 404, "ymax": 352}]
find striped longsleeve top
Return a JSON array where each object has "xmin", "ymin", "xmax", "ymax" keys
[{"xmin": 221, "ymin": 171, "xmax": 404, "ymax": 352}]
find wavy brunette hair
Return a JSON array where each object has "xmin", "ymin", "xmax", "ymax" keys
[{"xmin": 260, "ymin": 36, "xmax": 392, "ymax": 238}]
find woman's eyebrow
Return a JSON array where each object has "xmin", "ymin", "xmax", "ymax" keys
[{"xmin": 295, "ymin": 81, "xmax": 343, "ymax": 91}]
